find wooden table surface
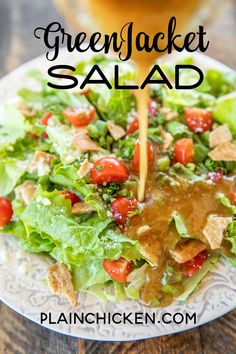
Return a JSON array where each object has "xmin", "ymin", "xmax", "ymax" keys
[{"xmin": 0, "ymin": 1, "xmax": 235, "ymax": 353}]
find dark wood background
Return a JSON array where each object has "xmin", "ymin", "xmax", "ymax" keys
[{"xmin": 0, "ymin": 1, "xmax": 235, "ymax": 353}]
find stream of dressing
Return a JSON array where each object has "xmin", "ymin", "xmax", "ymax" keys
[{"xmin": 136, "ymin": 69, "xmax": 149, "ymax": 201}]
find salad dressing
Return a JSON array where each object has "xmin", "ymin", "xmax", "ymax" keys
[
  {"xmin": 84, "ymin": 0, "xmax": 207, "ymax": 201},
  {"xmin": 126, "ymin": 175, "xmax": 234, "ymax": 303}
]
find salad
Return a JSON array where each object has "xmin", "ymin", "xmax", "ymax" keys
[{"xmin": 0, "ymin": 55, "xmax": 236, "ymax": 308}]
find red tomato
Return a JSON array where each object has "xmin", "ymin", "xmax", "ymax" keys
[
  {"xmin": 174, "ymin": 138, "xmax": 194, "ymax": 166},
  {"xmin": 41, "ymin": 132, "xmax": 49, "ymax": 139},
  {"xmin": 131, "ymin": 141, "xmax": 154, "ymax": 172},
  {"xmin": 126, "ymin": 116, "xmax": 139, "ymax": 135},
  {"xmin": 148, "ymin": 98, "xmax": 158, "ymax": 117},
  {"xmin": 0, "ymin": 198, "xmax": 13, "ymax": 227},
  {"xmin": 207, "ymin": 170, "xmax": 224, "ymax": 184},
  {"xmin": 39, "ymin": 112, "xmax": 53, "ymax": 126},
  {"xmin": 64, "ymin": 107, "xmax": 95, "ymax": 127},
  {"xmin": 28, "ymin": 132, "xmax": 39, "ymax": 140},
  {"xmin": 231, "ymin": 192, "xmax": 236, "ymax": 206},
  {"xmin": 60, "ymin": 190, "xmax": 81, "ymax": 205},
  {"xmin": 182, "ymin": 250, "xmax": 207, "ymax": 277},
  {"xmin": 110, "ymin": 196, "xmax": 139, "ymax": 228},
  {"xmin": 185, "ymin": 108, "xmax": 213, "ymax": 133},
  {"xmin": 103, "ymin": 257, "xmax": 132, "ymax": 283},
  {"xmin": 90, "ymin": 158, "xmax": 129, "ymax": 185}
]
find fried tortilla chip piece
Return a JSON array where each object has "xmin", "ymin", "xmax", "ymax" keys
[
  {"xmin": 107, "ymin": 121, "xmax": 126, "ymax": 141},
  {"xmin": 77, "ymin": 159, "xmax": 92, "ymax": 179},
  {"xmin": 159, "ymin": 107, "xmax": 178, "ymax": 121},
  {"xmin": 47, "ymin": 263, "xmax": 78, "ymax": 308},
  {"xmin": 16, "ymin": 102, "xmax": 35, "ymax": 117},
  {"xmin": 208, "ymin": 141, "xmax": 236, "ymax": 161},
  {"xmin": 72, "ymin": 131, "xmax": 101, "ymax": 152},
  {"xmin": 209, "ymin": 124, "xmax": 232, "ymax": 148},
  {"xmin": 15, "ymin": 180, "xmax": 36, "ymax": 205},
  {"xmin": 137, "ymin": 225, "xmax": 151, "ymax": 236},
  {"xmin": 160, "ymin": 130, "xmax": 173, "ymax": 151},
  {"xmin": 170, "ymin": 239, "xmax": 206, "ymax": 264},
  {"xmin": 28, "ymin": 151, "xmax": 55, "ymax": 176},
  {"xmin": 71, "ymin": 202, "xmax": 94, "ymax": 215},
  {"xmin": 203, "ymin": 215, "xmax": 232, "ymax": 249}
]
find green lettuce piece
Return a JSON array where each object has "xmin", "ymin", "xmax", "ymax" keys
[
  {"xmin": 125, "ymin": 263, "xmax": 149, "ymax": 300},
  {"xmin": 117, "ymin": 135, "xmax": 136, "ymax": 160},
  {"xmin": 201, "ymin": 69, "xmax": 236, "ymax": 97},
  {"xmin": 0, "ymin": 105, "xmax": 28, "ymax": 151},
  {"xmin": 165, "ymin": 120, "xmax": 192, "ymax": 139},
  {"xmin": 221, "ymin": 253, "xmax": 236, "ymax": 268},
  {"xmin": 22, "ymin": 228, "xmax": 56, "ymax": 253},
  {"xmin": 20, "ymin": 188, "xmax": 142, "ymax": 273},
  {"xmin": 84, "ymin": 262, "xmax": 148, "ymax": 302},
  {"xmin": 226, "ymin": 221, "xmax": 236, "ymax": 255},
  {"xmin": 213, "ymin": 92, "xmax": 236, "ymax": 135},
  {"xmin": 85, "ymin": 281, "xmax": 126, "ymax": 302},
  {"xmin": 169, "ymin": 163, "xmax": 204, "ymax": 182},
  {"xmin": 194, "ymin": 143, "xmax": 209, "ymax": 163},
  {"xmin": 176, "ymin": 255, "xmax": 218, "ymax": 302},
  {"xmin": 19, "ymin": 71, "xmax": 91, "ymax": 118},
  {"xmin": 171, "ymin": 212, "xmax": 189, "ymax": 237},
  {"xmin": 100, "ymin": 229, "xmax": 141, "ymax": 262},
  {"xmin": 20, "ymin": 190, "xmax": 110, "ymax": 255},
  {"xmin": 217, "ymin": 193, "xmax": 236, "ymax": 214},
  {"xmin": 46, "ymin": 123, "xmax": 79, "ymax": 163},
  {"xmin": 87, "ymin": 84, "xmax": 136, "ymax": 128},
  {"xmin": 50, "ymin": 163, "xmax": 106, "ymax": 217},
  {"xmin": 72, "ymin": 259, "xmax": 110, "ymax": 290},
  {"xmin": 163, "ymin": 88, "xmax": 215, "ymax": 112},
  {"xmin": 0, "ymin": 159, "xmax": 28, "ymax": 196}
]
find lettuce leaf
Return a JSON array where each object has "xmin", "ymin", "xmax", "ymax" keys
[
  {"xmin": 0, "ymin": 105, "xmax": 28, "ymax": 151},
  {"xmin": 20, "ymin": 191, "xmax": 110, "ymax": 255},
  {"xmin": 19, "ymin": 188, "xmax": 143, "ymax": 295},
  {"xmin": 50, "ymin": 162, "xmax": 106, "ymax": 217},
  {"xmin": 163, "ymin": 88, "xmax": 215, "ymax": 112},
  {"xmin": 72, "ymin": 258, "xmax": 110, "ymax": 290},
  {"xmin": 46, "ymin": 123, "xmax": 79, "ymax": 163},
  {"xmin": 175, "ymin": 255, "xmax": 218, "ymax": 302},
  {"xmin": 0, "ymin": 159, "xmax": 28, "ymax": 196},
  {"xmin": 201, "ymin": 69, "xmax": 236, "ymax": 97},
  {"xmin": 217, "ymin": 193, "xmax": 236, "ymax": 215},
  {"xmin": 213, "ymin": 92, "xmax": 236, "ymax": 136},
  {"xmin": 87, "ymin": 84, "xmax": 136, "ymax": 128},
  {"xmin": 171, "ymin": 212, "xmax": 189, "ymax": 237},
  {"xmin": 226, "ymin": 220, "xmax": 236, "ymax": 256},
  {"xmin": 125, "ymin": 263, "xmax": 149, "ymax": 300}
]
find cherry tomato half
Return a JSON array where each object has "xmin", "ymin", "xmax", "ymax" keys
[
  {"xmin": 126, "ymin": 116, "xmax": 139, "ymax": 135},
  {"xmin": 131, "ymin": 141, "xmax": 154, "ymax": 172},
  {"xmin": 39, "ymin": 112, "xmax": 53, "ymax": 126},
  {"xmin": 174, "ymin": 138, "xmax": 194, "ymax": 166},
  {"xmin": 182, "ymin": 250, "xmax": 207, "ymax": 277},
  {"xmin": 103, "ymin": 257, "xmax": 132, "ymax": 283},
  {"xmin": 59, "ymin": 190, "xmax": 81, "ymax": 206},
  {"xmin": 90, "ymin": 158, "xmax": 129, "ymax": 185},
  {"xmin": 185, "ymin": 108, "xmax": 213, "ymax": 133},
  {"xmin": 64, "ymin": 107, "xmax": 95, "ymax": 127},
  {"xmin": 110, "ymin": 196, "xmax": 139, "ymax": 228},
  {"xmin": 0, "ymin": 197, "xmax": 13, "ymax": 227}
]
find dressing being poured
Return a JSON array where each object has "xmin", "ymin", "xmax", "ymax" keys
[{"xmin": 78, "ymin": 0, "xmax": 207, "ymax": 200}]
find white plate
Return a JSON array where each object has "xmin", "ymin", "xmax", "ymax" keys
[{"xmin": 0, "ymin": 49, "xmax": 236, "ymax": 341}]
